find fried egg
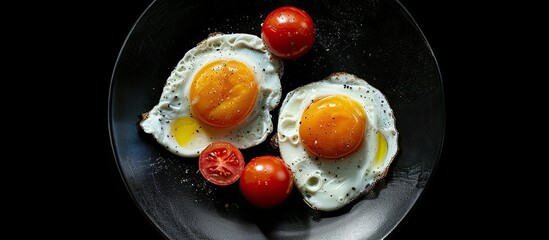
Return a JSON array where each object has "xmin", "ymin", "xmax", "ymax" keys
[
  {"xmin": 277, "ymin": 72, "xmax": 399, "ymax": 211},
  {"xmin": 141, "ymin": 33, "xmax": 283, "ymax": 157}
]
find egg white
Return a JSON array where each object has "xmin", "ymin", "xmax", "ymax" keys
[
  {"xmin": 277, "ymin": 72, "xmax": 399, "ymax": 211},
  {"xmin": 140, "ymin": 33, "xmax": 283, "ymax": 157}
]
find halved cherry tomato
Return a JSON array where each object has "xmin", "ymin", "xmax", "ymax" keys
[
  {"xmin": 261, "ymin": 6, "xmax": 315, "ymax": 59},
  {"xmin": 198, "ymin": 142, "xmax": 245, "ymax": 186},
  {"xmin": 239, "ymin": 156, "xmax": 293, "ymax": 208}
]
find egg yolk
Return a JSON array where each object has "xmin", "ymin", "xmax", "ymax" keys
[
  {"xmin": 373, "ymin": 132, "xmax": 388, "ymax": 168},
  {"xmin": 171, "ymin": 117, "xmax": 201, "ymax": 147},
  {"xmin": 190, "ymin": 60, "xmax": 258, "ymax": 128},
  {"xmin": 299, "ymin": 95, "xmax": 366, "ymax": 159}
]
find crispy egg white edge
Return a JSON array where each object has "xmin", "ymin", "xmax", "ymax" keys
[
  {"xmin": 277, "ymin": 72, "xmax": 399, "ymax": 211},
  {"xmin": 140, "ymin": 33, "xmax": 283, "ymax": 157}
]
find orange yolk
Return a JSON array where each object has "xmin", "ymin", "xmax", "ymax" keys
[
  {"xmin": 299, "ymin": 95, "xmax": 366, "ymax": 159},
  {"xmin": 190, "ymin": 60, "xmax": 258, "ymax": 128}
]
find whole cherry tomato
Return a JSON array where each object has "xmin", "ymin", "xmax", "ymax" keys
[
  {"xmin": 239, "ymin": 156, "xmax": 293, "ymax": 208},
  {"xmin": 261, "ymin": 6, "xmax": 315, "ymax": 59}
]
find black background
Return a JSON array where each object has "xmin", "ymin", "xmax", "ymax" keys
[{"xmin": 98, "ymin": 0, "xmax": 464, "ymax": 238}]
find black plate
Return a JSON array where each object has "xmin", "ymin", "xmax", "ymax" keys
[{"xmin": 109, "ymin": 0, "xmax": 445, "ymax": 239}]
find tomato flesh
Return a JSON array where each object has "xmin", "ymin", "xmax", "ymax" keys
[
  {"xmin": 261, "ymin": 6, "xmax": 315, "ymax": 59},
  {"xmin": 199, "ymin": 142, "xmax": 245, "ymax": 186},
  {"xmin": 239, "ymin": 156, "xmax": 293, "ymax": 208}
]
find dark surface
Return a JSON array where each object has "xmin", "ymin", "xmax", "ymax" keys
[{"xmin": 104, "ymin": 0, "xmax": 455, "ymax": 239}]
